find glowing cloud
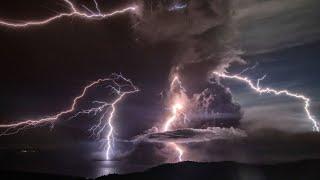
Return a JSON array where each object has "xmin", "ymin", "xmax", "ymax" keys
[{"xmin": 162, "ymin": 75, "xmax": 186, "ymax": 162}]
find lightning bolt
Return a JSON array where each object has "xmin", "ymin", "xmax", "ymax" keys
[
  {"xmin": 0, "ymin": 0, "xmax": 138, "ymax": 28},
  {"xmin": 93, "ymin": 0, "xmax": 102, "ymax": 15},
  {"xmin": 236, "ymin": 62, "xmax": 259, "ymax": 75},
  {"xmin": 162, "ymin": 75, "xmax": 185, "ymax": 162},
  {"xmin": 0, "ymin": 74, "xmax": 139, "ymax": 160},
  {"xmin": 168, "ymin": 3, "xmax": 188, "ymax": 12},
  {"xmin": 162, "ymin": 103, "xmax": 183, "ymax": 132},
  {"xmin": 213, "ymin": 71, "xmax": 319, "ymax": 132}
]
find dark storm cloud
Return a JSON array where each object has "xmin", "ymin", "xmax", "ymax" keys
[
  {"xmin": 131, "ymin": 0, "xmax": 244, "ymax": 130},
  {"xmin": 133, "ymin": 0, "xmax": 244, "ymax": 71},
  {"xmin": 0, "ymin": 0, "xmax": 320, "ymax": 177},
  {"xmin": 0, "ymin": 0, "xmax": 245, "ymax": 152},
  {"xmin": 233, "ymin": 0, "xmax": 320, "ymax": 54},
  {"xmin": 186, "ymin": 83, "xmax": 242, "ymax": 128},
  {"xmin": 0, "ymin": 0, "xmax": 246, "ymax": 138},
  {"xmin": 158, "ymin": 82, "xmax": 243, "ymax": 130}
]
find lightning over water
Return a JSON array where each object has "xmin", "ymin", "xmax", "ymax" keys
[
  {"xmin": 0, "ymin": 74, "xmax": 139, "ymax": 160},
  {"xmin": 1, "ymin": 1, "xmax": 320, "ymax": 176}
]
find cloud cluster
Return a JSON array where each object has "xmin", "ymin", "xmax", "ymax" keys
[
  {"xmin": 124, "ymin": 126, "xmax": 246, "ymax": 164},
  {"xmin": 133, "ymin": 0, "xmax": 244, "ymax": 71},
  {"xmin": 134, "ymin": 127, "xmax": 246, "ymax": 144},
  {"xmin": 131, "ymin": 0, "xmax": 244, "ymax": 132},
  {"xmin": 186, "ymin": 84, "xmax": 242, "ymax": 128},
  {"xmin": 233, "ymin": 0, "xmax": 320, "ymax": 54}
]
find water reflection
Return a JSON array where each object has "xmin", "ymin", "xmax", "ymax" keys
[{"xmin": 93, "ymin": 160, "xmax": 150, "ymax": 178}]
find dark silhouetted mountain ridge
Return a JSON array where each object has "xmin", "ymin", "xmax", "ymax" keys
[
  {"xmin": 99, "ymin": 159, "xmax": 320, "ymax": 180},
  {"xmin": 1, "ymin": 159, "xmax": 320, "ymax": 180}
]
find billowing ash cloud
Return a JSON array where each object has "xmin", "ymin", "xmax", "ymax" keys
[
  {"xmin": 162, "ymin": 84, "xmax": 242, "ymax": 130},
  {"xmin": 122, "ymin": 0, "xmax": 247, "ymax": 164},
  {"xmin": 186, "ymin": 84, "xmax": 242, "ymax": 128},
  {"xmin": 132, "ymin": 0, "xmax": 244, "ymax": 129},
  {"xmin": 133, "ymin": 0, "xmax": 244, "ymax": 70}
]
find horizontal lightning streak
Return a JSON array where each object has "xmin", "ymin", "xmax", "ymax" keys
[
  {"xmin": 213, "ymin": 72, "xmax": 319, "ymax": 132},
  {"xmin": 0, "ymin": 78, "xmax": 107, "ymax": 135},
  {"xmin": 0, "ymin": 0, "xmax": 137, "ymax": 28}
]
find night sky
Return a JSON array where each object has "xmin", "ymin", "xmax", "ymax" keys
[{"xmin": 0, "ymin": 0, "xmax": 320, "ymax": 178}]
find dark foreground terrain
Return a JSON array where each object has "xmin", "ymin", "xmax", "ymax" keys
[{"xmin": 1, "ymin": 159, "xmax": 320, "ymax": 180}]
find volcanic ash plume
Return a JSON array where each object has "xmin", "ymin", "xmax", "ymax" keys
[{"xmin": 126, "ymin": 0, "xmax": 246, "ymax": 163}]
